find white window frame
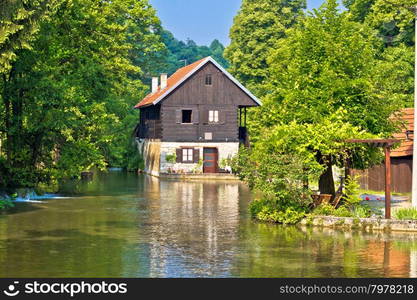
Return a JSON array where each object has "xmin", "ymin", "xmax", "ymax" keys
[
  {"xmin": 208, "ymin": 110, "xmax": 219, "ymax": 123},
  {"xmin": 182, "ymin": 148, "xmax": 193, "ymax": 163}
]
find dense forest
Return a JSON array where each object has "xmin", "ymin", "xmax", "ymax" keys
[
  {"xmin": 0, "ymin": 0, "xmax": 228, "ymax": 193},
  {"xmin": 227, "ymin": 0, "xmax": 415, "ymax": 223}
]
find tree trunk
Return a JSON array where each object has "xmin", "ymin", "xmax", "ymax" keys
[{"xmin": 317, "ymin": 153, "xmax": 336, "ymax": 197}]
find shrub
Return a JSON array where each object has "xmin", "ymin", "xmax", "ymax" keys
[
  {"xmin": 351, "ymin": 204, "xmax": 373, "ymax": 218},
  {"xmin": 253, "ymin": 201, "xmax": 306, "ymax": 225},
  {"xmin": 0, "ymin": 198, "xmax": 14, "ymax": 210},
  {"xmin": 394, "ymin": 207, "xmax": 417, "ymax": 220},
  {"xmin": 311, "ymin": 203, "xmax": 338, "ymax": 216},
  {"xmin": 233, "ymin": 147, "xmax": 313, "ymax": 209},
  {"xmin": 165, "ymin": 153, "xmax": 176, "ymax": 164},
  {"xmin": 311, "ymin": 203, "xmax": 353, "ymax": 218},
  {"xmin": 343, "ymin": 176, "xmax": 362, "ymax": 208}
]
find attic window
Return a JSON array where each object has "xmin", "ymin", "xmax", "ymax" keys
[
  {"xmin": 182, "ymin": 110, "xmax": 192, "ymax": 123},
  {"xmin": 205, "ymin": 74, "xmax": 212, "ymax": 86}
]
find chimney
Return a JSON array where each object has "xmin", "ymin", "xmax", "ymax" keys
[
  {"xmin": 160, "ymin": 73, "xmax": 168, "ymax": 90},
  {"xmin": 151, "ymin": 77, "xmax": 158, "ymax": 93}
]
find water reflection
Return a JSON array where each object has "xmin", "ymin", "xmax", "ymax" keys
[
  {"xmin": 142, "ymin": 177, "xmax": 240, "ymax": 277},
  {"xmin": 0, "ymin": 172, "xmax": 416, "ymax": 277},
  {"xmin": 232, "ymin": 224, "xmax": 417, "ymax": 278}
]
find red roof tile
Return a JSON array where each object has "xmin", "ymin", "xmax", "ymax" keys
[
  {"xmin": 391, "ymin": 108, "xmax": 414, "ymax": 157},
  {"xmin": 134, "ymin": 57, "xmax": 208, "ymax": 109}
]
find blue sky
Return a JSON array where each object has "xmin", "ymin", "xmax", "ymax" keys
[{"xmin": 149, "ymin": 0, "xmax": 327, "ymax": 46}]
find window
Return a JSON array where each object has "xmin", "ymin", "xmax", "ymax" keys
[
  {"xmin": 182, "ymin": 110, "xmax": 192, "ymax": 123},
  {"xmin": 205, "ymin": 74, "xmax": 212, "ymax": 86},
  {"xmin": 208, "ymin": 110, "xmax": 219, "ymax": 123},
  {"xmin": 182, "ymin": 148, "xmax": 193, "ymax": 162}
]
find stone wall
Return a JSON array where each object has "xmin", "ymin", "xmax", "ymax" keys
[
  {"xmin": 300, "ymin": 216, "xmax": 417, "ymax": 232},
  {"xmin": 159, "ymin": 142, "xmax": 239, "ymax": 174}
]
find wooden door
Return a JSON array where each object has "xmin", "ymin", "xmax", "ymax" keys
[{"xmin": 203, "ymin": 148, "xmax": 218, "ymax": 173}]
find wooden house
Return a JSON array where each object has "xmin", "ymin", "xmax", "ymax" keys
[
  {"xmin": 134, "ymin": 57, "xmax": 261, "ymax": 176},
  {"xmin": 352, "ymin": 108, "xmax": 414, "ymax": 193}
]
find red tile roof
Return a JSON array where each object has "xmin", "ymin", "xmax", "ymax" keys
[
  {"xmin": 134, "ymin": 57, "xmax": 208, "ymax": 109},
  {"xmin": 391, "ymin": 108, "xmax": 414, "ymax": 157}
]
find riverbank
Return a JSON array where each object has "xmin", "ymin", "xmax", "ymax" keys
[{"xmin": 300, "ymin": 215, "xmax": 417, "ymax": 233}]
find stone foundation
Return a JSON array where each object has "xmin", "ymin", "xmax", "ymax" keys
[
  {"xmin": 139, "ymin": 140, "xmax": 239, "ymax": 177},
  {"xmin": 159, "ymin": 142, "xmax": 239, "ymax": 174}
]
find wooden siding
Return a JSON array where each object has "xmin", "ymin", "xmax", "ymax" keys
[
  {"xmin": 161, "ymin": 62, "xmax": 256, "ymax": 107},
  {"xmin": 159, "ymin": 62, "xmax": 250, "ymax": 142},
  {"xmin": 161, "ymin": 105, "xmax": 238, "ymax": 142},
  {"xmin": 351, "ymin": 156, "xmax": 412, "ymax": 193},
  {"xmin": 137, "ymin": 105, "xmax": 162, "ymax": 139}
]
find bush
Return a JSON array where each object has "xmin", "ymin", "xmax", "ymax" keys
[
  {"xmin": 249, "ymin": 198, "xmax": 307, "ymax": 225},
  {"xmin": 343, "ymin": 176, "xmax": 362, "ymax": 208},
  {"xmin": 312, "ymin": 202, "xmax": 375, "ymax": 218},
  {"xmin": 234, "ymin": 146, "xmax": 313, "ymax": 225},
  {"xmin": 0, "ymin": 198, "xmax": 14, "ymax": 210},
  {"xmin": 165, "ymin": 153, "xmax": 176, "ymax": 163},
  {"xmin": 233, "ymin": 147, "xmax": 313, "ymax": 209},
  {"xmin": 312, "ymin": 203, "xmax": 352, "ymax": 217},
  {"xmin": 394, "ymin": 207, "xmax": 417, "ymax": 220},
  {"xmin": 351, "ymin": 204, "xmax": 373, "ymax": 218}
]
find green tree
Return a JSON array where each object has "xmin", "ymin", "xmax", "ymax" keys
[
  {"xmin": 344, "ymin": 0, "xmax": 415, "ymax": 46},
  {"xmin": 0, "ymin": 0, "xmax": 164, "ymax": 189},
  {"xmin": 209, "ymin": 39, "xmax": 229, "ymax": 68},
  {"xmin": 225, "ymin": 0, "xmax": 306, "ymax": 95},
  {"xmin": 240, "ymin": 0, "xmax": 401, "ymax": 197},
  {"xmin": 157, "ymin": 30, "xmax": 229, "ymax": 76},
  {"xmin": 343, "ymin": 0, "xmax": 415, "ymax": 108},
  {"xmin": 0, "ymin": 0, "xmax": 58, "ymax": 74}
]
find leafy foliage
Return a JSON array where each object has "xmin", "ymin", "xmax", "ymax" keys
[
  {"xmin": 0, "ymin": 0, "xmax": 164, "ymax": 189},
  {"xmin": 0, "ymin": 0, "xmax": 58, "ymax": 74},
  {"xmin": 312, "ymin": 204, "xmax": 353, "ymax": 217},
  {"xmin": 343, "ymin": 176, "xmax": 362, "ymax": 208},
  {"xmin": 233, "ymin": 146, "xmax": 312, "ymax": 224},
  {"xmin": 0, "ymin": 197, "xmax": 14, "ymax": 210},
  {"xmin": 225, "ymin": 0, "xmax": 306, "ymax": 95},
  {"xmin": 234, "ymin": 0, "xmax": 402, "ymax": 197},
  {"xmin": 344, "ymin": 0, "xmax": 416, "ymax": 46},
  {"xmin": 157, "ymin": 30, "xmax": 229, "ymax": 76},
  {"xmin": 229, "ymin": 0, "xmax": 409, "ymax": 223}
]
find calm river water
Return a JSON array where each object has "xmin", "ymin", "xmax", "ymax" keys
[{"xmin": 0, "ymin": 171, "xmax": 416, "ymax": 277}]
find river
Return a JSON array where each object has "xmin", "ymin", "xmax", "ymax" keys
[{"xmin": 0, "ymin": 171, "xmax": 416, "ymax": 277}]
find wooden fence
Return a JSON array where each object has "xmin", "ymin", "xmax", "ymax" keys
[{"xmin": 351, "ymin": 156, "xmax": 412, "ymax": 193}]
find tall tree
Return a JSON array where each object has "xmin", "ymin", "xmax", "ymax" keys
[
  {"xmin": 344, "ymin": 0, "xmax": 415, "ymax": 46},
  {"xmin": 0, "ymin": 0, "xmax": 165, "ymax": 189},
  {"xmin": 343, "ymin": 0, "xmax": 415, "ymax": 107},
  {"xmin": 157, "ymin": 30, "xmax": 229, "ymax": 76},
  {"xmin": 249, "ymin": 0, "xmax": 402, "ymax": 195},
  {"xmin": 225, "ymin": 0, "xmax": 306, "ymax": 95},
  {"xmin": 0, "ymin": 0, "xmax": 57, "ymax": 74}
]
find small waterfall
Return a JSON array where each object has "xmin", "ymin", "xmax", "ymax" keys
[{"xmin": 13, "ymin": 189, "xmax": 69, "ymax": 203}]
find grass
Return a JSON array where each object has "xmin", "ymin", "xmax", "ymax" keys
[{"xmin": 393, "ymin": 207, "xmax": 417, "ymax": 220}]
